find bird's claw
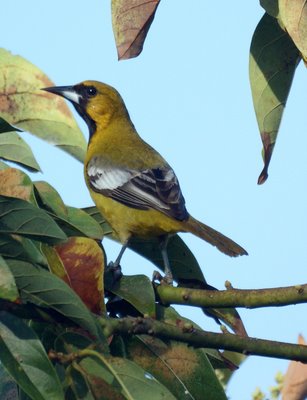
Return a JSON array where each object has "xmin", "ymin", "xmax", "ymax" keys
[
  {"xmin": 106, "ymin": 262, "xmax": 122, "ymax": 283},
  {"xmin": 152, "ymin": 270, "xmax": 173, "ymax": 286}
]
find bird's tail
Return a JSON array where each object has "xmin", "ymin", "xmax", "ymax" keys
[{"xmin": 182, "ymin": 216, "xmax": 247, "ymax": 257}]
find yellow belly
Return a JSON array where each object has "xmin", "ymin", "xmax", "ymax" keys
[{"xmin": 89, "ymin": 190, "xmax": 184, "ymax": 243}]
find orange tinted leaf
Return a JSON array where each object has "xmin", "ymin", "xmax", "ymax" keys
[
  {"xmin": 279, "ymin": 0, "xmax": 307, "ymax": 60},
  {"xmin": 125, "ymin": 335, "xmax": 227, "ymax": 399},
  {"xmin": 282, "ymin": 335, "xmax": 307, "ymax": 399},
  {"xmin": 0, "ymin": 168, "xmax": 34, "ymax": 202},
  {"xmin": 0, "ymin": 48, "xmax": 86, "ymax": 162},
  {"xmin": 112, "ymin": 0, "xmax": 160, "ymax": 60},
  {"xmin": 42, "ymin": 243, "xmax": 70, "ymax": 282},
  {"xmin": 55, "ymin": 237, "xmax": 105, "ymax": 314}
]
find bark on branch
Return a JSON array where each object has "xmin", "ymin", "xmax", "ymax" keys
[
  {"xmin": 154, "ymin": 282, "xmax": 307, "ymax": 308},
  {"xmin": 99, "ymin": 316, "xmax": 307, "ymax": 362}
]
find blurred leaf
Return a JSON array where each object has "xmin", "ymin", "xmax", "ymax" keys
[
  {"xmin": 249, "ymin": 13, "xmax": 300, "ymax": 184},
  {"xmin": 0, "ymin": 195, "xmax": 67, "ymax": 244},
  {"xmin": 54, "ymin": 237, "xmax": 105, "ymax": 314},
  {"xmin": 125, "ymin": 335, "xmax": 227, "ymax": 400},
  {"xmin": 55, "ymin": 331, "xmax": 94, "ymax": 354},
  {"xmin": 0, "ymin": 160, "xmax": 9, "ymax": 169},
  {"xmin": 279, "ymin": 0, "xmax": 307, "ymax": 60},
  {"xmin": 0, "ymin": 117, "xmax": 21, "ymax": 133},
  {"xmin": 281, "ymin": 334, "xmax": 307, "ymax": 399},
  {"xmin": 0, "ymin": 255, "xmax": 19, "ymax": 301},
  {"xmin": 0, "ymin": 168, "xmax": 35, "ymax": 202},
  {"xmin": 0, "ymin": 311, "xmax": 64, "ymax": 400},
  {"xmin": 112, "ymin": 0, "xmax": 160, "ymax": 60},
  {"xmin": 0, "ymin": 132, "xmax": 40, "ymax": 172},
  {"xmin": 215, "ymin": 350, "xmax": 246, "ymax": 388},
  {"xmin": 55, "ymin": 206, "xmax": 104, "ymax": 240},
  {"xmin": 7, "ymin": 260, "xmax": 107, "ymax": 345},
  {"xmin": 0, "ymin": 48, "xmax": 86, "ymax": 162},
  {"xmin": 108, "ymin": 275, "xmax": 155, "ymax": 318},
  {"xmin": 79, "ymin": 355, "xmax": 176, "ymax": 399},
  {"xmin": 34, "ymin": 181, "xmax": 67, "ymax": 219},
  {"xmin": 0, "ymin": 361, "xmax": 18, "ymax": 400},
  {"xmin": 0, "ymin": 234, "xmax": 47, "ymax": 266},
  {"xmin": 65, "ymin": 367, "xmax": 96, "ymax": 400}
]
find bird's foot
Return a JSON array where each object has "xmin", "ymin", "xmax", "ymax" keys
[
  {"xmin": 152, "ymin": 270, "xmax": 173, "ymax": 286},
  {"xmin": 105, "ymin": 262, "xmax": 123, "ymax": 286}
]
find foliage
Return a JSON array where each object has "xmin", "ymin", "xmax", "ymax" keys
[
  {"xmin": 252, "ymin": 372, "xmax": 284, "ymax": 400},
  {"xmin": 0, "ymin": 1, "xmax": 306, "ymax": 399}
]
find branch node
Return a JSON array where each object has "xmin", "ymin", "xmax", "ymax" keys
[
  {"xmin": 225, "ymin": 280, "xmax": 233, "ymax": 290},
  {"xmin": 220, "ymin": 325, "xmax": 229, "ymax": 334},
  {"xmin": 182, "ymin": 322, "xmax": 194, "ymax": 333},
  {"xmin": 182, "ymin": 292, "xmax": 190, "ymax": 301},
  {"xmin": 295, "ymin": 285, "xmax": 304, "ymax": 294}
]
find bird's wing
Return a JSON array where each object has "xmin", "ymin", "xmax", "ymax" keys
[{"xmin": 87, "ymin": 158, "xmax": 189, "ymax": 221}]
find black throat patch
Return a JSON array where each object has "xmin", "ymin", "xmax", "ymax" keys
[{"xmin": 72, "ymin": 84, "xmax": 97, "ymax": 140}]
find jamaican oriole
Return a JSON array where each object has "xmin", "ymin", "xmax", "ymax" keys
[{"xmin": 43, "ymin": 81, "xmax": 247, "ymax": 282}]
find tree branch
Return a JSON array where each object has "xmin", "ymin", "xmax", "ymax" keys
[
  {"xmin": 154, "ymin": 282, "xmax": 307, "ymax": 308},
  {"xmin": 99, "ymin": 316, "xmax": 307, "ymax": 362}
]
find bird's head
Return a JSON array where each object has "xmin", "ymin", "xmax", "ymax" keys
[{"xmin": 42, "ymin": 80, "xmax": 129, "ymax": 136}]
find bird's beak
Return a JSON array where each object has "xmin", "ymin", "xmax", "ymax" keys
[{"xmin": 42, "ymin": 85, "xmax": 81, "ymax": 105}]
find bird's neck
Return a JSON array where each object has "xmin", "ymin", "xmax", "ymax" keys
[{"xmin": 87, "ymin": 113, "xmax": 138, "ymax": 152}]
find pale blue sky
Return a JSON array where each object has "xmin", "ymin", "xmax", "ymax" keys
[{"xmin": 1, "ymin": 1, "xmax": 307, "ymax": 398}]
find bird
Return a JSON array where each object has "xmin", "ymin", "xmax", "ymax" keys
[{"xmin": 43, "ymin": 81, "xmax": 247, "ymax": 283}]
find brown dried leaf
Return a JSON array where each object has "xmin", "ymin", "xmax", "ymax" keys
[
  {"xmin": 279, "ymin": 1, "xmax": 307, "ymax": 60},
  {"xmin": 0, "ymin": 168, "xmax": 34, "ymax": 202},
  {"xmin": 282, "ymin": 335, "xmax": 307, "ymax": 400},
  {"xmin": 111, "ymin": 0, "xmax": 160, "ymax": 60},
  {"xmin": 55, "ymin": 237, "xmax": 105, "ymax": 314}
]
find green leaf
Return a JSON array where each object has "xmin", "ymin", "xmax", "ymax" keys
[
  {"xmin": 249, "ymin": 13, "xmax": 301, "ymax": 184},
  {"xmin": 79, "ymin": 355, "xmax": 176, "ymax": 400},
  {"xmin": 55, "ymin": 206, "xmax": 104, "ymax": 240},
  {"xmin": 0, "ymin": 117, "xmax": 21, "ymax": 133},
  {"xmin": 215, "ymin": 350, "xmax": 246, "ymax": 388},
  {"xmin": 260, "ymin": 0, "xmax": 279, "ymax": 18},
  {"xmin": 0, "ymin": 234, "xmax": 47, "ymax": 265},
  {"xmin": 0, "ymin": 195, "xmax": 67, "ymax": 244},
  {"xmin": 0, "ymin": 311, "xmax": 64, "ymax": 400},
  {"xmin": 0, "ymin": 255, "xmax": 18, "ymax": 301},
  {"xmin": 0, "ymin": 132, "xmax": 40, "ymax": 172},
  {"xmin": 125, "ymin": 334, "xmax": 227, "ymax": 400},
  {"xmin": 65, "ymin": 367, "xmax": 96, "ymax": 400},
  {"xmin": 0, "ymin": 160, "xmax": 9, "ymax": 169},
  {"xmin": 108, "ymin": 275, "xmax": 156, "ymax": 318},
  {"xmin": 7, "ymin": 260, "xmax": 107, "ymax": 346},
  {"xmin": 82, "ymin": 206, "xmax": 113, "ymax": 236},
  {"xmin": 0, "ymin": 48, "xmax": 86, "ymax": 162},
  {"xmin": 130, "ymin": 235, "xmax": 205, "ymax": 282},
  {"xmin": 0, "ymin": 361, "xmax": 18, "ymax": 400},
  {"xmin": 34, "ymin": 181, "xmax": 68, "ymax": 220}
]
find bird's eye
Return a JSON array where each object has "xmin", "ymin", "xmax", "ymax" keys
[{"xmin": 86, "ymin": 86, "xmax": 97, "ymax": 97}]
